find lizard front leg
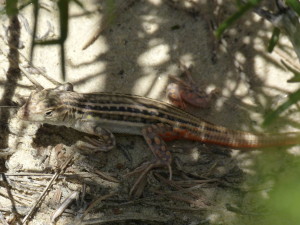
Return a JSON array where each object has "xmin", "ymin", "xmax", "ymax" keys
[{"xmin": 73, "ymin": 120, "xmax": 116, "ymax": 152}]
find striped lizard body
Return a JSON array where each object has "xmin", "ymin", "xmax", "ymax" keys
[{"xmin": 17, "ymin": 83, "xmax": 300, "ymax": 193}]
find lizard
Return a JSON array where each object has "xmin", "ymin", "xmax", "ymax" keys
[
  {"xmin": 166, "ymin": 62, "xmax": 219, "ymax": 109},
  {"xmin": 17, "ymin": 83, "xmax": 300, "ymax": 195}
]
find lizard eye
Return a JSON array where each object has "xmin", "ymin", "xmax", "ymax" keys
[{"xmin": 44, "ymin": 110, "xmax": 53, "ymax": 117}]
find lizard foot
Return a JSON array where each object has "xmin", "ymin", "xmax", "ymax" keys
[
  {"xmin": 75, "ymin": 134, "xmax": 116, "ymax": 152},
  {"xmin": 125, "ymin": 160, "xmax": 172, "ymax": 197}
]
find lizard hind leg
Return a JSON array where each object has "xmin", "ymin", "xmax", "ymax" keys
[
  {"xmin": 127, "ymin": 123, "xmax": 176, "ymax": 196},
  {"xmin": 142, "ymin": 124, "xmax": 173, "ymax": 177}
]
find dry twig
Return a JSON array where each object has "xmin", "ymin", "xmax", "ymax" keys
[{"xmin": 22, "ymin": 153, "xmax": 74, "ymax": 224}]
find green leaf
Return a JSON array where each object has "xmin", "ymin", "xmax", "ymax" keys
[
  {"xmin": 286, "ymin": 0, "xmax": 300, "ymax": 17},
  {"xmin": 281, "ymin": 60, "xmax": 300, "ymax": 83},
  {"xmin": 6, "ymin": 0, "xmax": 18, "ymax": 16},
  {"xmin": 263, "ymin": 88, "xmax": 300, "ymax": 127},
  {"xmin": 268, "ymin": 27, "xmax": 280, "ymax": 53},
  {"xmin": 287, "ymin": 74, "xmax": 300, "ymax": 83},
  {"xmin": 215, "ymin": 0, "xmax": 262, "ymax": 39}
]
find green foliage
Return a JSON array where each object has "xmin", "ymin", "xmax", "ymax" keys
[
  {"xmin": 6, "ymin": 0, "xmax": 18, "ymax": 16},
  {"xmin": 214, "ymin": 0, "xmax": 262, "ymax": 39},
  {"xmin": 215, "ymin": 0, "xmax": 300, "ymax": 127},
  {"xmin": 267, "ymin": 27, "xmax": 280, "ymax": 53},
  {"xmin": 286, "ymin": 0, "xmax": 300, "ymax": 17},
  {"xmin": 263, "ymin": 59, "xmax": 300, "ymax": 126},
  {"xmin": 263, "ymin": 88, "xmax": 300, "ymax": 127},
  {"xmin": 283, "ymin": 60, "xmax": 300, "ymax": 83},
  {"xmin": 264, "ymin": 158, "xmax": 300, "ymax": 225},
  {"xmin": 215, "ymin": 3, "xmax": 300, "ymax": 224}
]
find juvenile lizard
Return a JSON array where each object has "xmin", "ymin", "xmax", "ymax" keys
[
  {"xmin": 17, "ymin": 83, "xmax": 300, "ymax": 194},
  {"xmin": 167, "ymin": 63, "xmax": 218, "ymax": 109}
]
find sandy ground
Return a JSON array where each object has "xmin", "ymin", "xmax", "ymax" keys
[{"xmin": 1, "ymin": 0, "xmax": 300, "ymax": 224}]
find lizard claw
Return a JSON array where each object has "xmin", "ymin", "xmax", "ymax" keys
[{"xmin": 75, "ymin": 135, "xmax": 115, "ymax": 152}]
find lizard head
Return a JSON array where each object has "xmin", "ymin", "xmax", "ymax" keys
[{"xmin": 17, "ymin": 83, "xmax": 74, "ymax": 124}]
